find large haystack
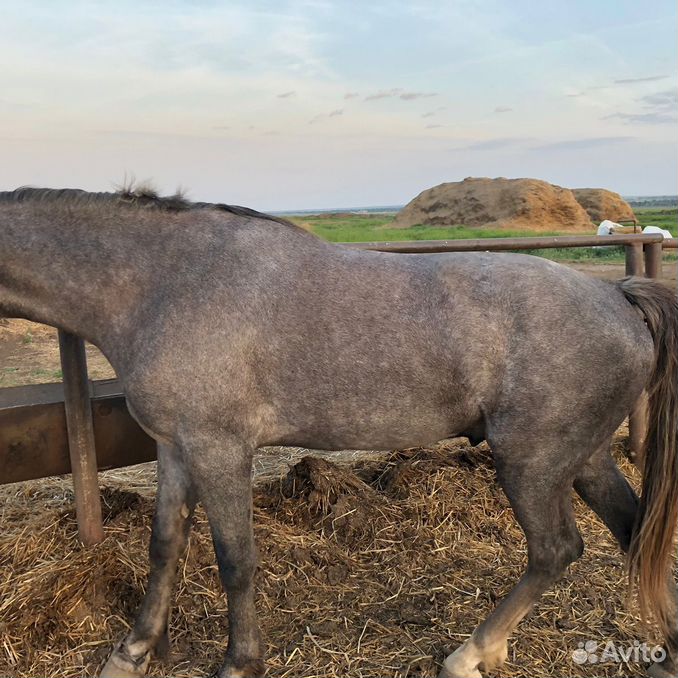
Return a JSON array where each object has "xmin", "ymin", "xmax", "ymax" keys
[
  {"xmin": 393, "ymin": 177, "xmax": 593, "ymax": 231},
  {"xmin": 572, "ymin": 188, "xmax": 637, "ymax": 224}
]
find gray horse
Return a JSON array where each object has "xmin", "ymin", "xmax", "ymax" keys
[{"xmin": 1, "ymin": 187, "xmax": 676, "ymax": 678}]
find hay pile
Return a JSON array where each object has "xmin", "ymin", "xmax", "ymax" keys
[
  {"xmin": 0, "ymin": 437, "xmax": 666, "ymax": 678},
  {"xmin": 392, "ymin": 178, "xmax": 593, "ymax": 232},
  {"xmin": 572, "ymin": 189, "xmax": 637, "ymax": 225}
]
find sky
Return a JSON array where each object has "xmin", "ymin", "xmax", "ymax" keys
[{"xmin": 0, "ymin": 0, "xmax": 676, "ymax": 210}]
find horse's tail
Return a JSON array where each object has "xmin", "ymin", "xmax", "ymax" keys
[{"xmin": 618, "ymin": 276, "xmax": 678, "ymax": 643}]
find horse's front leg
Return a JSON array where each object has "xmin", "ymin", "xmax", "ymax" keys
[
  {"xmin": 184, "ymin": 432, "xmax": 263, "ymax": 678},
  {"xmin": 101, "ymin": 443, "xmax": 196, "ymax": 678}
]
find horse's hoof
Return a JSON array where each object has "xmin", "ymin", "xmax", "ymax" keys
[
  {"xmin": 438, "ymin": 666, "xmax": 482, "ymax": 678},
  {"xmin": 99, "ymin": 658, "xmax": 145, "ymax": 678},
  {"xmin": 99, "ymin": 644, "xmax": 149, "ymax": 678},
  {"xmin": 438, "ymin": 642, "xmax": 485, "ymax": 678},
  {"xmin": 213, "ymin": 658, "xmax": 266, "ymax": 678},
  {"xmin": 438, "ymin": 658, "xmax": 482, "ymax": 678}
]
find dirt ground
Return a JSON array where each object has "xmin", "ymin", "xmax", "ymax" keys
[
  {"xmin": 570, "ymin": 260, "xmax": 677, "ymax": 288},
  {"xmin": 0, "ymin": 260, "xmax": 675, "ymax": 678}
]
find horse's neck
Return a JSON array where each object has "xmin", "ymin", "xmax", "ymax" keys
[{"xmin": 0, "ymin": 207, "xmax": 151, "ymax": 356}]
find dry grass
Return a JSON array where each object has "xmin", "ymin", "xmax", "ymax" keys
[{"xmin": 0, "ymin": 434, "xmax": 670, "ymax": 678}]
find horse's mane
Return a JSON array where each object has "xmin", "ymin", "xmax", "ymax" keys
[{"xmin": 0, "ymin": 183, "xmax": 295, "ymax": 227}]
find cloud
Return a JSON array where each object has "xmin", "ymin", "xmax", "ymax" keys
[
  {"xmin": 399, "ymin": 92, "xmax": 438, "ymax": 100},
  {"xmin": 422, "ymin": 106, "xmax": 447, "ymax": 118},
  {"xmin": 363, "ymin": 89, "xmax": 436, "ymax": 101},
  {"xmin": 532, "ymin": 136, "xmax": 634, "ymax": 151},
  {"xmin": 603, "ymin": 111, "xmax": 677, "ymax": 124},
  {"xmin": 613, "ymin": 75, "xmax": 668, "ymax": 84},
  {"xmin": 567, "ymin": 77, "xmax": 662, "ymax": 97},
  {"xmin": 343, "ymin": 92, "xmax": 359, "ymax": 99},
  {"xmin": 212, "ymin": 125, "xmax": 230, "ymax": 130},
  {"xmin": 494, "ymin": 106, "xmax": 512, "ymax": 113},
  {"xmin": 425, "ymin": 124, "xmax": 443, "ymax": 129},
  {"xmin": 601, "ymin": 88, "xmax": 678, "ymax": 125},
  {"xmin": 277, "ymin": 91, "xmax": 296, "ymax": 98},
  {"xmin": 364, "ymin": 88, "xmax": 402, "ymax": 101},
  {"xmin": 637, "ymin": 89, "xmax": 678, "ymax": 109},
  {"xmin": 308, "ymin": 109, "xmax": 343, "ymax": 124}
]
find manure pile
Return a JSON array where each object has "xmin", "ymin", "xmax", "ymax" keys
[{"xmin": 0, "ymin": 438, "xmax": 663, "ymax": 678}]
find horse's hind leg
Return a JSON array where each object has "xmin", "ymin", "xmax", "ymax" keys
[
  {"xmin": 101, "ymin": 443, "xmax": 196, "ymax": 678},
  {"xmin": 440, "ymin": 446, "xmax": 584, "ymax": 678},
  {"xmin": 573, "ymin": 442, "xmax": 638, "ymax": 552},
  {"xmin": 574, "ymin": 446, "xmax": 678, "ymax": 678}
]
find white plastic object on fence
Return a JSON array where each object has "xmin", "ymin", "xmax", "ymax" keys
[{"xmin": 642, "ymin": 225, "xmax": 674, "ymax": 239}]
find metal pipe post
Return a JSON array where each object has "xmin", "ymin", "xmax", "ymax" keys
[
  {"xmin": 626, "ymin": 243, "xmax": 648, "ymax": 464},
  {"xmin": 628, "ymin": 241, "xmax": 664, "ymax": 467},
  {"xmin": 624, "ymin": 243, "xmax": 648, "ymax": 467},
  {"xmin": 625, "ymin": 243, "xmax": 643, "ymax": 276},
  {"xmin": 58, "ymin": 330, "xmax": 104, "ymax": 545},
  {"xmin": 644, "ymin": 241, "xmax": 663, "ymax": 279}
]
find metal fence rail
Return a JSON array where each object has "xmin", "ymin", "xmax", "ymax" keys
[
  {"xmin": 341, "ymin": 232, "xmax": 666, "ymax": 253},
  {"xmin": 0, "ymin": 233, "xmax": 674, "ymax": 543}
]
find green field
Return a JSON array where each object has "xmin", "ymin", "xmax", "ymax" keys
[{"xmin": 291, "ymin": 207, "xmax": 677, "ymax": 263}]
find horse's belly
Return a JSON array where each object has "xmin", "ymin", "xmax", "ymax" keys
[
  {"xmin": 276, "ymin": 426, "xmax": 449, "ymax": 452},
  {"xmin": 264, "ymin": 391, "xmax": 478, "ymax": 451}
]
